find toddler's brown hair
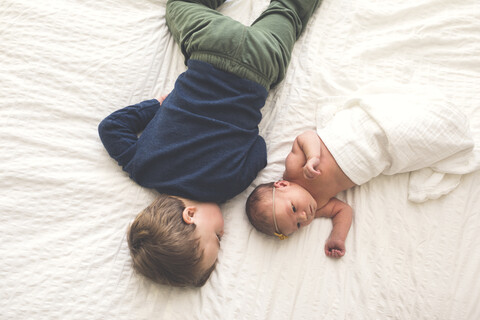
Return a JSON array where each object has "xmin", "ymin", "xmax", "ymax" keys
[{"xmin": 127, "ymin": 194, "xmax": 215, "ymax": 287}]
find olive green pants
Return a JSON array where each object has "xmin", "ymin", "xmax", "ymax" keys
[{"xmin": 166, "ymin": 0, "xmax": 321, "ymax": 90}]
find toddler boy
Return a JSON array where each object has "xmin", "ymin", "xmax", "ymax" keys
[{"xmin": 99, "ymin": 0, "xmax": 321, "ymax": 286}]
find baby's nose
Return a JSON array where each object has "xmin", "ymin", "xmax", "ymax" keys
[{"xmin": 300, "ymin": 211, "xmax": 308, "ymax": 221}]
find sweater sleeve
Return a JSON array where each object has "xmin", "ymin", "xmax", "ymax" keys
[{"xmin": 98, "ymin": 99, "xmax": 160, "ymax": 168}]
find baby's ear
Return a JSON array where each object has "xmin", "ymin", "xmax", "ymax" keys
[
  {"xmin": 273, "ymin": 180, "xmax": 289, "ymax": 188},
  {"xmin": 182, "ymin": 207, "xmax": 196, "ymax": 224}
]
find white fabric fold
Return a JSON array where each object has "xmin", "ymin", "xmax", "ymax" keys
[{"xmin": 316, "ymin": 83, "xmax": 479, "ymax": 202}]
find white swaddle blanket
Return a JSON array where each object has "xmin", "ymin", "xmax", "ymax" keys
[{"xmin": 316, "ymin": 83, "xmax": 479, "ymax": 202}]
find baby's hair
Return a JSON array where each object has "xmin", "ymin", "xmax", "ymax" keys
[
  {"xmin": 246, "ymin": 182, "xmax": 276, "ymax": 236},
  {"xmin": 127, "ymin": 194, "xmax": 214, "ymax": 287}
]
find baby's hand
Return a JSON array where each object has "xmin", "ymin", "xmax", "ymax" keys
[
  {"xmin": 303, "ymin": 157, "xmax": 321, "ymax": 179},
  {"xmin": 324, "ymin": 238, "xmax": 345, "ymax": 258}
]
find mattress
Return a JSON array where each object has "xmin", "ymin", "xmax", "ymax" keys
[{"xmin": 2, "ymin": 0, "xmax": 480, "ymax": 319}]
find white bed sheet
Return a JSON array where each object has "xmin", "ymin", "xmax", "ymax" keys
[{"xmin": 1, "ymin": 0, "xmax": 480, "ymax": 319}]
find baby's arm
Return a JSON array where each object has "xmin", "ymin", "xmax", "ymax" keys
[
  {"xmin": 316, "ymin": 197, "xmax": 353, "ymax": 258},
  {"xmin": 294, "ymin": 130, "xmax": 322, "ymax": 179}
]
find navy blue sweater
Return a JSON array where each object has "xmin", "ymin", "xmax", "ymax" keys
[{"xmin": 98, "ymin": 60, "xmax": 268, "ymax": 203}]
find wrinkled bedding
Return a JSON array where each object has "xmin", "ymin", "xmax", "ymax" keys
[{"xmin": 2, "ymin": 0, "xmax": 480, "ymax": 319}]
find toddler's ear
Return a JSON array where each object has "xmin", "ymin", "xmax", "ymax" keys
[{"xmin": 182, "ymin": 207, "xmax": 196, "ymax": 224}]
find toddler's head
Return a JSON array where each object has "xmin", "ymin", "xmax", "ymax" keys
[
  {"xmin": 127, "ymin": 194, "xmax": 222, "ymax": 287},
  {"xmin": 246, "ymin": 181, "xmax": 316, "ymax": 239}
]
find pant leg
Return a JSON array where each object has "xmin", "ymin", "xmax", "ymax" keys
[
  {"xmin": 166, "ymin": 0, "xmax": 321, "ymax": 89},
  {"xmin": 242, "ymin": 0, "xmax": 322, "ymax": 88},
  {"xmin": 258, "ymin": 0, "xmax": 321, "ymax": 35},
  {"xmin": 166, "ymin": 0, "xmax": 237, "ymax": 64}
]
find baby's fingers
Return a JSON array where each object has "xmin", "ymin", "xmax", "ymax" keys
[
  {"xmin": 325, "ymin": 248, "xmax": 344, "ymax": 258},
  {"xmin": 324, "ymin": 241, "xmax": 346, "ymax": 258},
  {"xmin": 303, "ymin": 164, "xmax": 320, "ymax": 180},
  {"xmin": 303, "ymin": 158, "xmax": 321, "ymax": 179},
  {"xmin": 303, "ymin": 166, "xmax": 314, "ymax": 179}
]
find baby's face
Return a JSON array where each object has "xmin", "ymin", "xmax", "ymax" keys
[{"xmin": 270, "ymin": 181, "xmax": 317, "ymax": 236}]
